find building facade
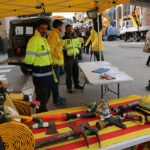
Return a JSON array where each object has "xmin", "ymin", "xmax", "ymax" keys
[{"xmin": 113, "ymin": 3, "xmax": 150, "ymax": 27}]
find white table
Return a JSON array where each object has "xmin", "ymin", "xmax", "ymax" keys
[
  {"xmin": 78, "ymin": 61, "xmax": 134, "ymax": 99},
  {"xmin": 100, "ymin": 134, "xmax": 150, "ymax": 150}
]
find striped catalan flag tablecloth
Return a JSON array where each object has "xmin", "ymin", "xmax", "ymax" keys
[{"xmin": 25, "ymin": 95, "xmax": 150, "ymax": 150}]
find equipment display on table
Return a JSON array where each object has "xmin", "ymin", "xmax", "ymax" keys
[
  {"xmin": 92, "ymin": 66, "xmax": 117, "ymax": 80},
  {"xmin": 1, "ymin": 79, "xmax": 150, "ymax": 150},
  {"xmin": 92, "ymin": 67, "xmax": 110, "ymax": 74},
  {"xmin": 79, "ymin": 62, "xmax": 134, "ymax": 99}
]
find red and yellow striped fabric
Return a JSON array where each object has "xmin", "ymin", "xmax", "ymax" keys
[{"xmin": 27, "ymin": 95, "xmax": 150, "ymax": 150}]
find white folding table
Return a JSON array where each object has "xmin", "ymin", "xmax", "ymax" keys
[{"xmin": 78, "ymin": 61, "xmax": 134, "ymax": 99}]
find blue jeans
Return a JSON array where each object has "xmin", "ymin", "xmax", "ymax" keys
[{"xmin": 52, "ymin": 65, "xmax": 60, "ymax": 104}]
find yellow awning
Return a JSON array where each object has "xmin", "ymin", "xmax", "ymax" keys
[{"xmin": 0, "ymin": 0, "xmax": 130, "ymax": 18}]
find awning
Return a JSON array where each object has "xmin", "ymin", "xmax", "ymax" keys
[{"xmin": 0, "ymin": 0, "xmax": 130, "ymax": 18}]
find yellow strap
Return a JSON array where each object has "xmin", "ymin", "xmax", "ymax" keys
[{"xmin": 52, "ymin": 66, "xmax": 58, "ymax": 83}]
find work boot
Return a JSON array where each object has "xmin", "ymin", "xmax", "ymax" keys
[
  {"xmin": 55, "ymin": 100, "xmax": 66, "ymax": 106},
  {"xmin": 146, "ymin": 80, "xmax": 150, "ymax": 91},
  {"xmin": 59, "ymin": 97, "xmax": 66, "ymax": 101},
  {"xmin": 67, "ymin": 88, "xmax": 72, "ymax": 93},
  {"xmin": 36, "ymin": 107, "xmax": 47, "ymax": 113},
  {"xmin": 74, "ymin": 85, "xmax": 83, "ymax": 90}
]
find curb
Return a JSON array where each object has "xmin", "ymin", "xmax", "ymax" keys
[{"xmin": 119, "ymin": 42, "xmax": 145, "ymax": 49}]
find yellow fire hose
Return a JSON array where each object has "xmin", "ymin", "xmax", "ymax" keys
[
  {"xmin": 0, "ymin": 121, "xmax": 35, "ymax": 150},
  {"xmin": 9, "ymin": 93, "xmax": 33, "ymax": 117},
  {"xmin": 12, "ymin": 100, "xmax": 32, "ymax": 117}
]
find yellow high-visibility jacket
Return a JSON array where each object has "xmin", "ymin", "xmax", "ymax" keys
[
  {"xmin": 62, "ymin": 36, "xmax": 80, "ymax": 58},
  {"xmin": 47, "ymin": 28, "xmax": 64, "ymax": 66},
  {"xmin": 85, "ymin": 29, "xmax": 104, "ymax": 52},
  {"xmin": 24, "ymin": 30, "xmax": 53, "ymax": 67},
  {"xmin": 78, "ymin": 37, "xmax": 84, "ymax": 47}
]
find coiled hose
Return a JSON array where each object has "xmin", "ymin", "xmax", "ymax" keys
[
  {"xmin": 12, "ymin": 100, "xmax": 32, "ymax": 116},
  {"xmin": 0, "ymin": 121, "xmax": 35, "ymax": 150}
]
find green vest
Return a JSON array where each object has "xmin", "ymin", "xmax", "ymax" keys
[
  {"xmin": 24, "ymin": 30, "xmax": 53, "ymax": 67},
  {"xmin": 63, "ymin": 38, "xmax": 80, "ymax": 58}
]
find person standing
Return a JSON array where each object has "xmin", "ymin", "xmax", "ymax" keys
[
  {"xmin": 145, "ymin": 31, "xmax": 150, "ymax": 66},
  {"xmin": 85, "ymin": 28, "xmax": 103, "ymax": 61},
  {"xmin": 24, "ymin": 19, "xmax": 53, "ymax": 113},
  {"xmin": 85, "ymin": 17, "xmax": 104, "ymax": 61},
  {"xmin": 85, "ymin": 26, "xmax": 92, "ymax": 54},
  {"xmin": 62, "ymin": 25, "xmax": 83, "ymax": 93},
  {"xmin": 48, "ymin": 19, "xmax": 66, "ymax": 105}
]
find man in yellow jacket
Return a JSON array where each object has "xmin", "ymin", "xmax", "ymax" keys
[
  {"xmin": 62, "ymin": 25, "xmax": 83, "ymax": 93},
  {"xmin": 24, "ymin": 19, "xmax": 53, "ymax": 113},
  {"xmin": 85, "ymin": 28, "xmax": 103, "ymax": 61},
  {"xmin": 48, "ymin": 19, "xmax": 66, "ymax": 105}
]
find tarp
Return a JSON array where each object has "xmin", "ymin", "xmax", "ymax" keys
[
  {"xmin": 27, "ymin": 95, "xmax": 144, "ymax": 150},
  {"xmin": 0, "ymin": 0, "xmax": 130, "ymax": 18}
]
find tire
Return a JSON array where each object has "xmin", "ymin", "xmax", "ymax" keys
[
  {"xmin": 124, "ymin": 35, "xmax": 128, "ymax": 42},
  {"xmin": 120, "ymin": 35, "xmax": 123, "ymax": 40},
  {"xmin": 133, "ymin": 32, "xmax": 141, "ymax": 42},
  {"xmin": 20, "ymin": 65, "xmax": 28, "ymax": 75},
  {"xmin": 108, "ymin": 36, "xmax": 113, "ymax": 41},
  {"xmin": 7, "ymin": 48, "xmax": 16, "ymax": 57}
]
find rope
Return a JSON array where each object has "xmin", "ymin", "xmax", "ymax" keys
[{"xmin": 0, "ymin": 121, "xmax": 35, "ymax": 150}]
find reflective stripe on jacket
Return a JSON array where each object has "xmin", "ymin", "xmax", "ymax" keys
[
  {"xmin": 24, "ymin": 30, "xmax": 53, "ymax": 67},
  {"xmin": 62, "ymin": 37, "xmax": 80, "ymax": 58},
  {"xmin": 47, "ymin": 28, "xmax": 64, "ymax": 66},
  {"xmin": 85, "ymin": 29, "xmax": 104, "ymax": 52}
]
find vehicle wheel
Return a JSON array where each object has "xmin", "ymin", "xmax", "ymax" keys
[
  {"xmin": 108, "ymin": 36, "xmax": 113, "ymax": 41},
  {"xmin": 133, "ymin": 33, "xmax": 141, "ymax": 42},
  {"xmin": 120, "ymin": 35, "xmax": 123, "ymax": 40},
  {"xmin": 124, "ymin": 35, "xmax": 128, "ymax": 42},
  {"xmin": 20, "ymin": 66, "xmax": 28, "ymax": 75},
  {"xmin": 7, "ymin": 48, "xmax": 16, "ymax": 57}
]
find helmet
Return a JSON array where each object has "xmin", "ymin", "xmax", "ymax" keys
[{"xmin": 137, "ymin": 95, "xmax": 150, "ymax": 114}]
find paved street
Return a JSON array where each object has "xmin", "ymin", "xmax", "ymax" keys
[
  {"xmin": 0, "ymin": 54, "xmax": 28, "ymax": 92},
  {"xmin": 45, "ymin": 40, "xmax": 150, "ymax": 110}
]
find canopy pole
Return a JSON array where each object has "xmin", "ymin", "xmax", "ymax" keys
[
  {"xmin": 97, "ymin": 13, "xmax": 101, "ymax": 61},
  {"xmin": 97, "ymin": 13, "xmax": 104, "ymax": 61},
  {"xmin": 97, "ymin": 14, "xmax": 101, "ymax": 61}
]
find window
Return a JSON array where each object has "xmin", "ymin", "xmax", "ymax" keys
[
  {"xmin": 118, "ymin": 7, "xmax": 122, "ymax": 19},
  {"xmin": 123, "ymin": 3, "xmax": 130, "ymax": 16},
  {"xmin": 15, "ymin": 26, "xmax": 23, "ymax": 35},
  {"xmin": 26, "ymin": 27, "xmax": 33, "ymax": 35},
  {"xmin": 113, "ymin": 10, "xmax": 116, "ymax": 20}
]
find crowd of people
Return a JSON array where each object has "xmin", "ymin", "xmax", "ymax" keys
[
  {"xmin": 24, "ymin": 19, "xmax": 87, "ymax": 113},
  {"xmin": 24, "ymin": 18, "xmax": 103, "ymax": 113}
]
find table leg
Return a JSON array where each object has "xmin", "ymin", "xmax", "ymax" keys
[
  {"xmin": 90, "ymin": 53, "xmax": 92, "ymax": 61},
  {"xmin": 101, "ymin": 85, "xmax": 104, "ymax": 100},
  {"xmin": 118, "ymin": 83, "xmax": 120, "ymax": 98},
  {"xmin": 82, "ymin": 80, "xmax": 87, "ymax": 93},
  {"xmin": 131, "ymin": 146, "xmax": 136, "ymax": 150}
]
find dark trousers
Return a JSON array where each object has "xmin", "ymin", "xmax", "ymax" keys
[
  {"xmin": 86, "ymin": 42, "xmax": 91, "ymax": 54},
  {"xmin": 64, "ymin": 57, "xmax": 79, "ymax": 89},
  {"xmin": 35, "ymin": 86, "xmax": 51, "ymax": 110},
  {"xmin": 51, "ymin": 65, "xmax": 60, "ymax": 103},
  {"xmin": 146, "ymin": 55, "xmax": 150, "ymax": 65},
  {"xmin": 94, "ymin": 51, "xmax": 100, "ymax": 61}
]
